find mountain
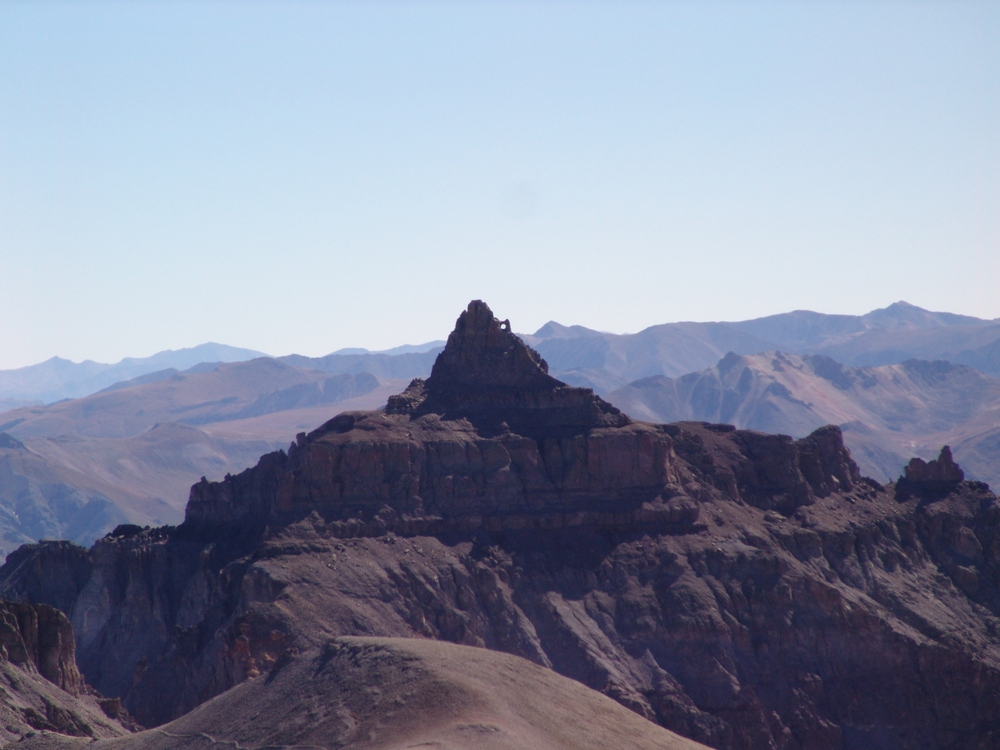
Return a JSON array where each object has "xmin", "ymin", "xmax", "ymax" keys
[
  {"xmin": 278, "ymin": 347, "xmax": 442, "ymax": 380},
  {"xmin": 0, "ymin": 597, "xmax": 703, "ymax": 749},
  {"xmin": 521, "ymin": 321, "xmax": 779, "ymax": 393},
  {"xmin": 332, "ymin": 339, "xmax": 446, "ymax": 355},
  {"xmin": 3, "ymin": 300, "xmax": 997, "ymax": 559},
  {"xmin": 730, "ymin": 300, "xmax": 989, "ymax": 350},
  {"xmin": 731, "ymin": 301, "xmax": 1000, "ymax": 373},
  {"xmin": 0, "ymin": 424, "xmax": 286, "ymax": 557},
  {"xmin": 20, "ymin": 638, "xmax": 706, "ymax": 750},
  {"xmin": 523, "ymin": 301, "xmax": 1000, "ymax": 394},
  {"xmin": 0, "ymin": 360, "xmax": 395, "ymax": 558},
  {"xmin": 6, "ymin": 301, "xmax": 1000, "ymax": 749},
  {"xmin": 606, "ymin": 351, "xmax": 1000, "ymax": 488},
  {"xmin": 0, "ymin": 358, "xmax": 381, "ymax": 440},
  {"xmin": 6, "ymin": 299, "xmax": 997, "ymax": 407},
  {"xmin": 0, "ymin": 343, "xmax": 269, "ymax": 404}
]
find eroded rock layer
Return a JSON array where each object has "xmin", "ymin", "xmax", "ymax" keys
[
  {"xmin": 0, "ymin": 600, "xmax": 133, "ymax": 744},
  {"xmin": 2, "ymin": 302, "xmax": 1000, "ymax": 750}
]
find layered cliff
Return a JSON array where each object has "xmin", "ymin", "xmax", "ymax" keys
[
  {"xmin": 2, "ymin": 301, "xmax": 1000, "ymax": 750},
  {"xmin": 0, "ymin": 600, "xmax": 133, "ymax": 744}
]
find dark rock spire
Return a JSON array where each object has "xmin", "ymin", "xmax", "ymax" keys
[
  {"xmin": 426, "ymin": 300, "xmax": 562, "ymax": 398},
  {"xmin": 896, "ymin": 445, "xmax": 965, "ymax": 500},
  {"xmin": 386, "ymin": 300, "xmax": 628, "ymax": 437}
]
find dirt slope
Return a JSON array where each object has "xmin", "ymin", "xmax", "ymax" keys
[{"xmin": 18, "ymin": 637, "xmax": 707, "ymax": 750}]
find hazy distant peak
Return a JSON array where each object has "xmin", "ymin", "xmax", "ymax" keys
[
  {"xmin": 531, "ymin": 321, "xmax": 603, "ymax": 339},
  {"xmin": 0, "ymin": 343, "xmax": 271, "ymax": 404},
  {"xmin": 329, "ymin": 341, "xmax": 445, "ymax": 356},
  {"xmin": 861, "ymin": 301, "xmax": 987, "ymax": 329},
  {"xmin": 375, "ymin": 341, "xmax": 446, "ymax": 355},
  {"xmin": 115, "ymin": 342, "xmax": 271, "ymax": 367}
]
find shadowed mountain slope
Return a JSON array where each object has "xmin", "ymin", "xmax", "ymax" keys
[
  {"xmin": 606, "ymin": 351, "xmax": 1000, "ymax": 487},
  {"xmin": 0, "ymin": 358, "xmax": 379, "ymax": 440},
  {"xmin": 0, "ymin": 361, "xmax": 389, "ymax": 557},
  {"xmin": 4, "ymin": 302, "xmax": 1000, "ymax": 750},
  {"xmin": 19, "ymin": 637, "xmax": 706, "ymax": 750}
]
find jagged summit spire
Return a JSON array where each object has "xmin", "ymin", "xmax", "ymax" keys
[
  {"xmin": 426, "ymin": 300, "xmax": 562, "ymax": 398},
  {"xmin": 386, "ymin": 300, "xmax": 628, "ymax": 437}
]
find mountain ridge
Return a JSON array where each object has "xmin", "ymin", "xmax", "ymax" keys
[
  {"xmin": 5, "ymin": 302, "xmax": 1000, "ymax": 749},
  {"xmin": 0, "ymin": 344, "xmax": 269, "ymax": 405},
  {"xmin": 606, "ymin": 350, "xmax": 1000, "ymax": 489},
  {"xmin": 7, "ymin": 300, "xmax": 999, "ymax": 407}
]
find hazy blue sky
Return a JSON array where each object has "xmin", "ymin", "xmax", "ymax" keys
[{"xmin": 1, "ymin": 1, "xmax": 997, "ymax": 368}]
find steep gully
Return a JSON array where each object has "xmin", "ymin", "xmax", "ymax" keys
[{"xmin": 2, "ymin": 301, "xmax": 1000, "ymax": 749}]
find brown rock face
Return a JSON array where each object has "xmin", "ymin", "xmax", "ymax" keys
[
  {"xmin": 0, "ymin": 600, "xmax": 85, "ymax": 695},
  {"xmin": 904, "ymin": 445, "xmax": 965, "ymax": 484},
  {"xmin": 2, "ymin": 302, "xmax": 1000, "ymax": 750},
  {"xmin": 897, "ymin": 445, "xmax": 966, "ymax": 499},
  {"xmin": 426, "ymin": 299, "xmax": 563, "ymax": 397},
  {"xmin": 0, "ymin": 600, "xmax": 133, "ymax": 744},
  {"xmin": 387, "ymin": 300, "xmax": 629, "ymax": 439}
]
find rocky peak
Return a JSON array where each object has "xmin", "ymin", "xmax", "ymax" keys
[
  {"xmin": 897, "ymin": 445, "xmax": 966, "ymax": 499},
  {"xmin": 428, "ymin": 300, "xmax": 561, "ymax": 397},
  {"xmin": 387, "ymin": 300, "xmax": 628, "ymax": 437},
  {"xmin": 904, "ymin": 446, "xmax": 965, "ymax": 484}
]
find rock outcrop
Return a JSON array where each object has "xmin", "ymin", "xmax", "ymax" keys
[
  {"xmin": 0, "ymin": 600, "xmax": 134, "ymax": 744},
  {"xmin": 386, "ymin": 300, "xmax": 629, "ymax": 439},
  {"xmin": 896, "ymin": 445, "xmax": 966, "ymax": 500},
  {"xmin": 0, "ymin": 600, "xmax": 85, "ymax": 696},
  {"xmin": 3, "ymin": 301, "xmax": 1000, "ymax": 750}
]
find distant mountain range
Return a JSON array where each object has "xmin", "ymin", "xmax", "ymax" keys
[
  {"xmin": 606, "ymin": 352, "xmax": 1000, "ymax": 488},
  {"xmin": 7, "ymin": 300, "xmax": 998, "ymax": 749},
  {"xmin": 5, "ymin": 301, "xmax": 998, "ymax": 405},
  {"xmin": 524, "ymin": 301, "xmax": 1000, "ymax": 393},
  {"xmin": 0, "ymin": 343, "xmax": 268, "ymax": 404},
  {"xmin": 0, "ymin": 359, "xmax": 400, "ymax": 558},
  {"xmin": 1, "ymin": 300, "xmax": 999, "ymax": 558}
]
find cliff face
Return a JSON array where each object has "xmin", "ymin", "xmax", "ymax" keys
[
  {"xmin": 3, "ymin": 302, "xmax": 1000, "ymax": 750},
  {"xmin": 0, "ymin": 600, "xmax": 133, "ymax": 743},
  {"xmin": 0, "ymin": 600, "xmax": 84, "ymax": 696}
]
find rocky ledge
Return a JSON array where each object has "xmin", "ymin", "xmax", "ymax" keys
[{"xmin": 1, "ymin": 302, "xmax": 1000, "ymax": 750}]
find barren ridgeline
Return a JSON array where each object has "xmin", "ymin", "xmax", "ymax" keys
[{"xmin": 2, "ymin": 302, "xmax": 1000, "ymax": 749}]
